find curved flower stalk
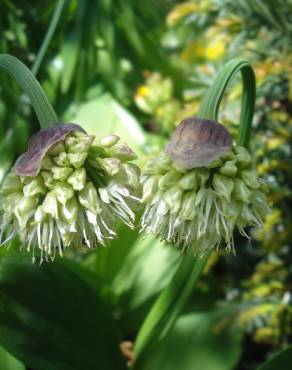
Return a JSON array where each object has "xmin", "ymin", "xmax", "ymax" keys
[
  {"xmin": 140, "ymin": 117, "xmax": 270, "ymax": 253},
  {"xmin": 0, "ymin": 124, "xmax": 140, "ymax": 262}
]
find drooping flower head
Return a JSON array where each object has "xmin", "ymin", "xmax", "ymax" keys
[
  {"xmin": 140, "ymin": 117, "xmax": 270, "ymax": 253},
  {"xmin": 0, "ymin": 124, "xmax": 140, "ymax": 262}
]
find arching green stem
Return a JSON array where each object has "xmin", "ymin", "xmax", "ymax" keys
[
  {"xmin": 0, "ymin": 54, "xmax": 59, "ymax": 129},
  {"xmin": 133, "ymin": 58, "xmax": 256, "ymax": 368},
  {"xmin": 198, "ymin": 58, "xmax": 256, "ymax": 147}
]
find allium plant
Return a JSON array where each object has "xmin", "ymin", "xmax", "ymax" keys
[
  {"xmin": 0, "ymin": 124, "xmax": 140, "ymax": 262},
  {"xmin": 140, "ymin": 117, "xmax": 270, "ymax": 253}
]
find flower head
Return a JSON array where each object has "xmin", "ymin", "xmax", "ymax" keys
[
  {"xmin": 140, "ymin": 117, "xmax": 270, "ymax": 253},
  {"xmin": 0, "ymin": 124, "xmax": 140, "ymax": 262}
]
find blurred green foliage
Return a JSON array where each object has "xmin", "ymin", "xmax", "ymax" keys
[{"xmin": 0, "ymin": 1, "xmax": 291, "ymax": 369}]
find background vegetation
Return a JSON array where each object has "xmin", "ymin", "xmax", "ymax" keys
[{"xmin": 0, "ymin": 1, "xmax": 291, "ymax": 369}]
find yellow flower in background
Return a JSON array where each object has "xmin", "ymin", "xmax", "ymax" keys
[
  {"xmin": 136, "ymin": 85, "xmax": 150, "ymax": 98},
  {"xmin": 166, "ymin": 1, "xmax": 211, "ymax": 27},
  {"xmin": 266, "ymin": 136, "xmax": 286, "ymax": 150},
  {"xmin": 205, "ymin": 38, "xmax": 226, "ymax": 61}
]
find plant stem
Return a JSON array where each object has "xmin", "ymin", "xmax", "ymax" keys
[
  {"xmin": 133, "ymin": 58, "xmax": 256, "ymax": 367},
  {"xmin": 0, "ymin": 54, "xmax": 59, "ymax": 129},
  {"xmin": 31, "ymin": 0, "xmax": 66, "ymax": 76}
]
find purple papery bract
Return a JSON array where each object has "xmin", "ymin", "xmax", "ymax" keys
[
  {"xmin": 14, "ymin": 123, "xmax": 86, "ymax": 177},
  {"xmin": 165, "ymin": 117, "xmax": 232, "ymax": 169}
]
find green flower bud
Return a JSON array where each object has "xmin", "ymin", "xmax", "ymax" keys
[
  {"xmin": 53, "ymin": 152, "xmax": 71, "ymax": 167},
  {"xmin": 121, "ymin": 163, "xmax": 139, "ymax": 189},
  {"xmin": 207, "ymin": 158, "xmax": 223, "ymax": 169},
  {"xmin": 42, "ymin": 191, "xmax": 58, "ymax": 218},
  {"xmin": 0, "ymin": 172, "xmax": 22, "ymax": 194},
  {"xmin": 240, "ymin": 169, "xmax": 260, "ymax": 189},
  {"xmin": 67, "ymin": 152, "xmax": 88, "ymax": 169},
  {"xmin": 5, "ymin": 193, "xmax": 23, "ymax": 214},
  {"xmin": 196, "ymin": 168, "xmax": 210, "ymax": 186},
  {"xmin": 59, "ymin": 196, "xmax": 78, "ymax": 224},
  {"xmin": 163, "ymin": 186, "xmax": 183, "ymax": 214},
  {"xmin": 220, "ymin": 150, "xmax": 235, "ymax": 162},
  {"xmin": 67, "ymin": 168, "xmax": 86, "ymax": 191},
  {"xmin": 23, "ymin": 176, "xmax": 46, "ymax": 197},
  {"xmin": 55, "ymin": 182, "xmax": 74, "ymax": 205},
  {"xmin": 65, "ymin": 133, "xmax": 95, "ymax": 153},
  {"xmin": 100, "ymin": 135, "xmax": 120, "ymax": 147},
  {"xmin": 179, "ymin": 191, "xmax": 196, "ymax": 220},
  {"xmin": 233, "ymin": 178, "xmax": 251, "ymax": 203},
  {"xmin": 79, "ymin": 182, "xmax": 102, "ymax": 214},
  {"xmin": 234, "ymin": 146, "xmax": 251, "ymax": 168},
  {"xmin": 41, "ymin": 170, "xmax": 58, "ymax": 189},
  {"xmin": 213, "ymin": 174, "xmax": 234, "ymax": 201},
  {"xmin": 41, "ymin": 154, "xmax": 55, "ymax": 170},
  {"xmin": 15, "ymin": 196, "xmax": 37, "ymax": 219},
  {"xmin": 158, "ymin": 171, "xmax": 181, "ymax": 191},
  {"xmin": 142, "ymin": 175, "xmax": 159, "ymax": 202},
  {"xmin": 219, "ymin": 160, "xmax": 238, "ymax": 177},
  {"xmin": 179, "ymin": 171, "xmax": 198, "ymax": 191},
  {"xmin": 51, "ymin": 166, "xmax": 73, "ymax": 181},
  {"xmin": 107, "ymin": 142, "xmax": 137, "ymax": 161},
  {"xmin": 101, "ymin": 158, "xmax": 121, "ymax": 176},
  {"xmin": 47, "ymin": 141, "xmax": 66, "ymax": 156}
]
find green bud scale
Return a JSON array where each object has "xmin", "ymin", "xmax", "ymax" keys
[
  {"xmin": 140, "ymin": 118, "xmax": 270, "ymax": 254},
  {"xmin": 0, "ymin": 124, "xmax": 140, "ymax": 262}
]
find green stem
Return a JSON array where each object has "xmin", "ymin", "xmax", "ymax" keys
[
  {"xmin": 0, "ymin": 54, "xmax": 59, "ymax": 129},
  {"xmin": 31, "ymin": 0, "xmax": 66, "ymax": 76},
  {"xmin": 198, "ymin": 58, "xmax": 256, "ymax": 147},
  {"xmin": 133, "ymin": 58, "xmax": 256, "ymax": 367}
]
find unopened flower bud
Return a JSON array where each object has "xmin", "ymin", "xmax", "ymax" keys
[
  {"xmin": 59, "ymin": 196, "xmax": 78, "ymax": 224},
  {"xmin": 142, "ymin": 175, "xmax": 159, "ymax": 202},
  {"xmin": 41, "ymin": 170, "xmax": 57, "ymax": 189},
  {"xmin": 53, "ymin": 152, "xmax": 70, "ymax": 167},
  {"xmin": 213, "ymin": 174, "xmax": 234, "ymax": 201},
  {"xmin": 101, "ymin": 158, "xmax": 121, "ymax": 176},
  {"xmin": 47, "ymin": 141, "xmax": 66, "ymax": 156},
  {"xmin": 67, "ymin": 168, "xmax": 86, "ymax": 191},
  {"xmin": 42, "ymin": 191, "xmax": 58, "ymax": 218},
  {"xmin": 121, "ymin": 163, "xmax": 140, "ymax": 189},
  {"xmin": 66, "ymin": 133, "xmax": 95, "ymax": 153},
  {"xmin": 179, "ymin": 191, "xmax": 197, "ymax": 220},
  {"xmin": 179, "ymin": 171, "xmax": 198, "ymax": 190},
  {"xmin": 234, "ymin": 146, "xmax": 251, "ymax": 168},
  {"xmin": 196, "ymin": 168, "xmax": 210, "ymax": 186},
  {"xmin": 41, "ymin": 155, "xmax": 55, "ymax": 170},
  {"xmin": 15, "ymin": 196, "xmax": 37, "ymax": 219},
  {"xmin": 51, "ymin": 166, "xmax": 73, "ymax": 181},
  {"xmin": 100, "ymin": 135, "xmax": 120, "ymax": 147},
  {"xmin": 158, "ymin": 171, "xmax": 181, "ymax": 191},
  {"xmin": 219, "ymin": 160, "xmax": 237, "ymax": 177},
  {"xmin": 240, "ymin": 169, "xmax": 260, "ymax": 189},
  {"xmin": 79, "ymin": 182, "xmax": 102, "ymax": 214},
  {"xmin": 233, "ymin": 178, "xmax": 251, "ymax": 203},
  {"xmin": 67, "ymin": 152, "xmax": 88, "ymax": 169},
  {"xmin": 55, "ymin": 182, "xmax": 74, "ymax": 205},
  {"xmin": 108, "ymin": 142, "xmax": 137, "ymax": 161},
  {"xmin": 163, "ymin": 186, "xmax": 183, "ymax": 213},
  {"xmin": 23, "ymin": 176, "xmax": 46, "ymax": 197},
  {"xmin": 0, "ymin": 172, "xmax": 22, "ymax": 194}
]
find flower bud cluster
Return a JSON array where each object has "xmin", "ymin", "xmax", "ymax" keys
[
  {"xmin": 140, "ymin": 146, "xmax": 270, "ymax": 253},
  {"xmin": 0, "ymin": 129, "xmax": 140, "ymax": 262}
]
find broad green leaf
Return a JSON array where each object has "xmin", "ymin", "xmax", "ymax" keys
[
  {"xmin": 139, "ymin": 310, "xmax": 242, "ymax": 370},
  {"xmin": 0, "ymin": 346, "xmax": 25, "ymax": 370},
  {"xmin": 258, "ymin": 344, "xmax": 292, "ymax": 370},
  {"xmin": 67, "ymin": 93, "xmax": 146, "ymax": 155},
  {"xmin": 0, "ymin": 254, "xmax": 127, "ymax": 370}
]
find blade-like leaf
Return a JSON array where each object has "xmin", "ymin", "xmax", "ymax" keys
[
  {"xmin": 258, "ymin": 344, "xmax": 292, "ymax": 370},
  {"xmin": 140, "ymin": 310, "xmax": 242, "ymax": 370},
  {"xmin": 0, "ymin": 346, "xmax": 25, "ymax": 370},
  {"xmin": 0, "ymin": 254, "xmax": 127, "ymax": 370}
]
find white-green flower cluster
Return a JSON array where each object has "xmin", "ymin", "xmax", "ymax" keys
[
  {"xmin": 140, "ymin": 147, "xmax": 270, "ymax": 253},
  {"xmin": 0, "ymin": 130, "xmax": 140, "ymax": 262}
]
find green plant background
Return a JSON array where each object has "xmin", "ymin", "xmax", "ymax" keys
[{"xmin": 0, "ymin": 1, "xmax": 291, "ymax": 369}]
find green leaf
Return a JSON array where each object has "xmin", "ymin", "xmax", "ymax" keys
[
  {"xmin": 0, "ymin": 346, "xmax": 25, "ymax": 370},
  {"xmin": 67, "ymin": 93, "xmax": 146, "ymax": 155},
  {"xmin": 0, "ymin": 254, "xmax": 127, "ymax": 370},
  {"xmin": 140, "ymin": 310, "xmax": 242, "ymax": 370},
  {"xmin": 258, "ymin": 344, "xmax": 292, "ymax": 370}
]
